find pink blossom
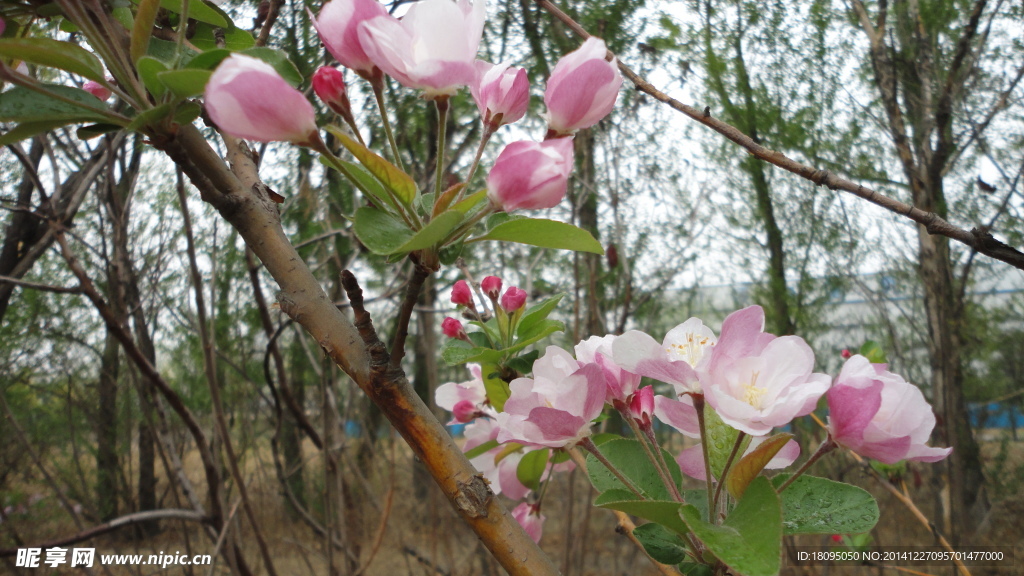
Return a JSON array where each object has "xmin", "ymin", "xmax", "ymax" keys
[
  {"xmin": 511, "ymin": 502, "xmax": 545, "ymax": 544},
  {"xmin": 574, "ymin": 334, "xmax": 640, "ymax": 404},
  {"xmin": 471, "ymin": 61, "xmax": 530, "ymax": 128},
  {"xmin": 436, "ymin": 363, "xmax": 487, "ymax": 423},
  {"xmin": 310, "ymin": 0, "xmax": 389, "ymax": 78},
  {"xmin": 544, "ymin": 37, "xmax": 622, "ymax": 135},
  {"xmin": 205, "ymin": 54, "xmax": 318, "ymax": 144},
  {"xmin": 312, "ymin": 66, "xmax": 353, "ymax": 117},
  {"xmin": 629, "ymin": 386, "xmax": 654, "ymax": 426},
  {"xmin": 841, "ymin": 348, "xmax": 852, "ymax": 359},
  {"xmin": 827, "ymin": 355, "xmax": 952, "ymax": 464},
  {"xmin": 612, "ymin": 317, "xmax": 717, "ymax": 395},
  {"xmin": 500, "ymin": 286, "xmax": 527, "ymax": 313},
  {"xmin": 653, "ymin": 394, "xmax": 700, "ymax": 437},
  {"xmin": 463, "ymin": 418, "xmax": 530, "ymax": 499},
  {"xmin": 676, "ymin": 435, "xmax": 801, "ymax": 481},
  {"xmin": 496, "ymin": 346, "xmax": 605, "ymax": 448},
  {"xmin": 441, "ymin": 317, "xmax": 465, "ymax": 339},
  {"xmin": 486, "ymin": 138, "xmax": 574, "ymax": 211},
  {"xmin": 481, "ymin": 276, "xmax": 503, "ymax": 299},
  {"xmin": 451, "ymin": 280, "xmax": 473, "ymax": 306},
  {"xmin": 83, "ymin": 80, "xmax": 111, "ymax": 101},
  {"xmin": 702, "ymin": 307, "xmax": 830, "ymax": 436},
  {"xmin": 359, "ymin": 0, "xmax": 486, "ymax": 97}
]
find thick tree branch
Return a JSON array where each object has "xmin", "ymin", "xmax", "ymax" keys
[
  {"xmin": 534, "ymin": 0, "xmax": 1024, "ymax": 271},
  {"xmin": 158, "ymin": 125, "xmax": 561, "ymax": 576}
]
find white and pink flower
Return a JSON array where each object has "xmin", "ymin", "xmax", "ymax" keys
[
  {"xmin": 544, "ymin": 37, "xmax": 622, "ymax": 135},
  {"xmin": 487, "ymin": 138, "xmax": 574, "ymax": 211},
  {"xmin": 827, "ymin": 355, "xmax": 952, "ymax": 464}
]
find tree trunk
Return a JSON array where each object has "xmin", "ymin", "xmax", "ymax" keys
[{"xmin": 97, "ymin": 328, "xmax": 120, "ymax": 521}]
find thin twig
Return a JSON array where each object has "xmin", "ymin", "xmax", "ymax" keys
[
  {"xmin": 533, "ymin": 0, "xmax": 1024, "ymax": 272},
  {"xmin": 0, "ymin": 274, "xmax": 81, "ymax": 294},
  {"xmin": 389, "ymin": 262, "xmax": 431, "ymax": 371}
]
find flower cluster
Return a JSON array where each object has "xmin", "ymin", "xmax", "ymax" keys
[
  {"xmin": 436, "ymin": 299, "xmax": 951, "ymax": 542},
  {"xmin": 203, "ymin": 0, "xmax": 623, "ymax": 214}
]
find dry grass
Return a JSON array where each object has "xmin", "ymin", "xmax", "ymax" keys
[{"xmin": 2, "ymin": 430, "xmax": 1022, "ymax": 576}]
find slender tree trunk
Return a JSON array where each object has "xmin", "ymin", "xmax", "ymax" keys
[
  {"xmin": 574, "ymin": 130, "xmax": 606, "ymax": 338},
  {"xmin": 97, "ymin": 328, "xmax": 120, "ymax": 521}
]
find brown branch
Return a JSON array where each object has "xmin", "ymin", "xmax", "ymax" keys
[
  {"xmin": 0, "ymin": 510, "xmax": 209, "ymax": 557},
  {"xmin": 534, "ymin": 0, "xmax": 1024, "ymax": 271},
  {"xmin": 158, "ymin": 125, "xmax": 560, "ymax": 576},
  {"xmin": 0, "ymin": 274, "xmax": 81, "ymax": 294},
  {"xmin": 390, "ymin": 261, "xmax": 431, "ymax": 371}
]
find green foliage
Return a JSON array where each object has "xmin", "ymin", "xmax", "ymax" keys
[
  {"xmin": 586, "ymin": 438, "xmax": 682, "ymax": 501},
  {"xmin": 771, "ymin": 474, "xmax": 879, "ymax": 535},
  {"xmin": 473, "ymin": 218, "xmax": 604, "ymax": 254},
  {"xmin": 632, "ymin": 522, "xmax": 690, "ymax": 565},
  {"xmin": 679, "ymin": 477, "xmax": 782, "ymax": 576}
]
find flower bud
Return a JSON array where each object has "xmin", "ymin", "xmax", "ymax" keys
[
  {"xmin": 83, "ymin": 80, "xmax": 112, "ymax": 101},
  {"xmin": 451, "ymin": 280, "xmax": 473, "ymax": 306},
  {"xmin": 487, "ymin": 138, "xmax": 574, "ymax": 212},
  {"xmin": 629, "ymin": 386, "xmax": 654, "ymax": 427},
  {"xmin": 452, "ymin": 400, "xmax": 480, "ymax": 423},
  {"xmin": 511, "ymin": 502, "xmax": 545, "ymax": 544},
  {"xmin": 841, "ymin": 348, "xmax": 852, "ymax": 359},
  {"xmin": 481, "ymin": 276, "xmax": 503, "ymax": 300},
  {"xmin": 442, "ymin": 317, "xmax": 465, "ymax": 339},
  {"xmin": 312, "ymin": 66, "xmax": 353, "ymax": 118},
  {"xmin": 544, "ymin": 37, "xmax": 622, "ymax": 135},
  {"xmin": 310, "ymin": 0, "xmax": 389, "ymax": 78},
  {"xmin": 471, "ymin": 61, "xmax": 530, "ymax": 128},
  {"xmin": 500, "ymin": 286, "xmax": 527, "ymax": 313},
  {"xmin": 205, "ymin": 54, "xmax": 319, "ymax": 145}
]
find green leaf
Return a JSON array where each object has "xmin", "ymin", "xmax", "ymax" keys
[
  {"xmin": 679, "ymin": 477, "xmax": 782, "ymax": 576},
  {"xmin": 594, "ymin": 490, "xmax": 690, "ymax": 535},
  {"xmin": 352, "ymin": 207, "xmax": 412, "ymax": 255},
  {"xmin": 681, "ymin": 489, "xmax": 711, "ymax": 523},
  {"xmin": 0, "ymin": 38, "xmax": 105, "ymax": 82},
  {"xmin": 679, "ymin": 562, "xmax": 715, "ymax": 576},
  {"xmin": 185, "ymin": 48, "xmax": 231, "ymax": 71},
  {"xmin": 509, "ymin": 319, "xmax": 565, "ymax": 354},
  {"xmin": 318, "ymin": 156, "xmax": 399, "ymax": 212},
  {"xmin": 157, "ymin": 68, "xmax": 212, "ymax": 98},
  {"xmin": 771, "ymin": 474, "xmax": 879, "ymax": 535},
  {"xmin": 859, "ymin": 340, "xmax": 887, "ymax": 364},
  {"xmin": 439, "ymin": 241, "xmax": 464, "ymax": 266},
  {"xmin": 242, "ymin": 47, "xmax": 302, "ymax": 87},
  {"xmin": 147, "ymin": 38, "xmax": 198, "ymax": 66},
  {"xmin": 131, "ymin": 0, "xmax": 161, "ymax": 63},
  {"xmin": 0, "ymin": 85, "xmax": 110, "ymax": 124},
  {"xmin": 451, "ymin": 190, "xmax": 488, "ymax": 216},
  {"xmin": 440, "ymin": 340, "xmax": 504, "ymax": 366},
  {"xmin": 505, "ymin": 349, "xmax": 539, "ymax": 375},
  {"xmin": 0, "ymin": 120, "xmax": 73, "ymax": 146},
  {"xmin": 516, "ymin": 293, "xmax": 565, "ymax": 338},
  {"xmin": 147, "ymin": 0, "xmax": 229, "ymax": 28},
  {"xmin": 137, "ymin": 56, "xmax": 169, "ymax": 98},
  {"xmin": 76, "ymin": 123, "xmax": 122, "ymax": 140},
  {"xmin": 112, "ymin": 6, "xmax": 135, "ymax": 30},
  {"xmin": 173, "ymin": 101, "xmax": 202, "ymax": 125},
  {"xmin": 633, "ymin": 523, "xmax": 690, "ymax": 565},
  {"xmin": 127, "ymin": 103, "xmax": 171, "ymax": 131},
  {"xmin": 586, "ymin": 438, "xmax": 682, "ymax": 501},
  {"xmin": 516, "ymin": 448, "xmax": 549, "ymax": 491},
  {"xmin": 474, "ymin": 218, "xmax": 604, "ymax": 254},
  {"xmin": 191, "ymin": 23, "xmax": 255, "ymax": 51},
  {"xmin": 394, "ymin": 211, "xmax": 463, "ymax": 253},
  {"xmin": 726, "ymin": 433, "xmax": 793, "ymax": 499},
  {"xmin": 703, "ymin": 406, "xmax": 749, "ymax": 480},
  {"xmin": 463, "ymin": 439, "xmax": 499, "ymax": 460},
  {"xmin": 480, "ymin": 363, "xmax": 511, "ymax": 412},
  {"xmin": 329, "ymin": 127, "xmax": 417, "ymax": 206}
]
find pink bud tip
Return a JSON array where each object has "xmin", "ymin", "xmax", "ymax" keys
[
  {"xmin": 501, "ymin": 286, "xmax": 527, "ymax": 313},
  {"xmin": 451, "ymin": 280, "xmax": 473, "ymax": 306},
  {"xmin": 83, "ymin": 81, "xmax": 112, "ymax": 101},
  {"xmin": 452, "ymin": 400, "xmax": 479, "ymax": 423},
  {"xmin": 629, "ymin": 386, "xmax": 654, "ymax": 425},
  {"xmin": 841, "ymin": 349, "xmax": 852, "ymax": 359},
  {"xmin": 481, "ymin": 276, "xmax": 503, "ymax": 299},
  {"xmin": 831, "ymin": 534, "xmax": 844, "ymax": 543},
  {"xmin": 312, "ymin": 66, "xmax": 352, "ymax": 117},
  {"xmin": 442, "ymin": 317, "xmax": 465, "ymax": 339}
]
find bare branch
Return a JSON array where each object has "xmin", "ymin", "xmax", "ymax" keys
[{"xmin": 534, "ymin": 0, "xmax": 1024, "ymax": 271}]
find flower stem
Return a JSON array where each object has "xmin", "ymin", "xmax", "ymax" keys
[
  {"xmin": 643, "ymin": 424, "xmax": 683, "ymax": 501},
  {"xmin": 693, "ymin": 394, "xmax": 715, "ymax": 515},
  {"xmin": 776, "ymin": 436, "xmax": 837, "ymax": 493},
  {"xmin": 434, "ymin": 96, "xmax": 450, "ymax": 199},
  {"xmin": 578, "ymin": 437, "xmax": 644, "ymax": 499},
  {"xmin": 461, "ymin": 123, "xmax": 496, "ymax": 201},
  {"xmin": 711, "ymin": 431, "xmax": 746, "ymax": 517},
  {"xmin": 621, "ymin": 407, "xmax": 682, "ymax": 502},
  {"xmin": 371, "ymin": 76, "xmax": 404, "ymax": 173},
  {"xmin": 313, "ymin": 138, "xmax": 417, "ymax": 229}
]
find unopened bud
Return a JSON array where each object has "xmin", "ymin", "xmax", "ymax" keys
[
  {"xmin": 500, "ymin": 286, "xmax": 527, "ymax": 313},
  {"xmin": 451, "ymin": 280, "xmax": 473, "ymax": 306},
  {"xmin": 481, "ymin": 276, "xmax": 503, "ymax": 300},
  {"xmin": 312, "ymin": 66, "xmax": 353, "ymax": 119}
]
